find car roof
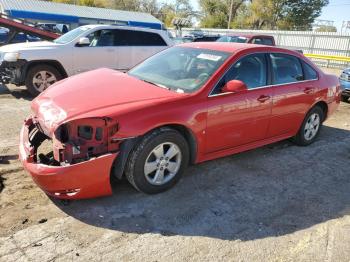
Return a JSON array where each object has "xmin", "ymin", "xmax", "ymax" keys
[
  {"xmin": 179, "ymin": 42, "xmax": 292, "ymax": 55},
  {"xmin": 224, "ymin": 33, "xmax": 273, "ymax": 38},
  {"xmin": 78, "ymin": 24, "xmax": 163, "ymax": 33}
]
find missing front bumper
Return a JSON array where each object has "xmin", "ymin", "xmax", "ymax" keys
[{"xmin": 19, "ymin": 118, "xmax": 118, "ymax": 199}]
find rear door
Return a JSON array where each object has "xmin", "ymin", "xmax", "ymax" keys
[
  {"xmin": 114, "ymin": 29, "xmax": 168, "ymax": 71},
  {"xmin": 266, "ymin": 53, "xmax": 318, "ymax": 138},
  {"xmin": 73, "ymin": 29, "xmax": 117, "ymax": 74}
]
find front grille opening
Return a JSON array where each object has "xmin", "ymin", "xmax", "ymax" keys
[
  {"xmin": 78, "ymin": 125, "xmax": 93, "ymax": 140},
  {"xmin": 95, "ymin": 127, "xmax": 103, "ymax": 141}
]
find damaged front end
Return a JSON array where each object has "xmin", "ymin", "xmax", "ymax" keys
[{"xmin": 19, "ymin": 116, "xmax": 120, "ymax": 199}]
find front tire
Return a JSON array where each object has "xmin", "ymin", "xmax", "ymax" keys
[
  {"xmin": 293, "ymin": 106, "xmax": 324, "ymax": 146},
  {"xmin": 25, "ymin": 64, "xmax": 62, "ymax": 96},
  {"xmin": 125, "ymin": 128, "xmax": 189, "ymax": 194}
]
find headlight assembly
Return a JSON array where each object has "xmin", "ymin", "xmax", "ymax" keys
[{"xmin": 3, "ymin": 52, "xmax": 20, "ymax": 62}]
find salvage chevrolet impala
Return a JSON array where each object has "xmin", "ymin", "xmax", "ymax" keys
[{"xmin": 19, "ymin": 42, "xmax": 341, "ymax": 199}]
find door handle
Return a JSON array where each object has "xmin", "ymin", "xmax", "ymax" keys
[
  {"xmin": 257, "ymin": 95, "xmax": 271, "ymax": 103},
  {"xmin": 303, "ymin": 87, "xmax": 314, "ymax": 94},
  {"xmin": 106, "ymin": 48, "xmax": 114, "ymax": 52}
]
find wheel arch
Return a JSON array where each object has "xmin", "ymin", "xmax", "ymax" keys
[
  {"xmin": 313, "ymin": 100, "xmax": 328, "ymax": 121},
  {"xmin": 111, "ymin": 123, "xmax": 198, "ymax": 180},
  {"xmin": 22, "ymin": 60, "xmax": 68, "ymax": 82},
  {"xmin": 158, "ymin": 124, "xmax": 198, "ymax": 165}
]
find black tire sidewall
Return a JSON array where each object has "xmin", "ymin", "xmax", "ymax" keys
[
  {"xmin": 295, "ymin": 106, "xmax": 324, "ymax": 146},
  {"xmin": 127, "ymin": 129, "xmax": 189, "ymax": 194},
  {"xmin": 25, "ymin": 64, "xmax": 62, "ymax": 96}
]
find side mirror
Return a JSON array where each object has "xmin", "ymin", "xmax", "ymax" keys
[
  {"xmin": 222, "ymin": 80, "xmax": 247, "ymax": 93},
  {"xmin": 76, "ymin": 37, "xmax": 90, "ymax": 47}
]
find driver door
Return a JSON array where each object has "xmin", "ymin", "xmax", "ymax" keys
[
  {"xmin": 73, "ymin": 29, "xmax": 117, "ymax": 74},
  {"xmin": 205, "ymin": 53, "xmax": 273, "ymax": 153}
]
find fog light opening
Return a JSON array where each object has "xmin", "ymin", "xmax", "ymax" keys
[{"xmin": 53, "ymin": 188, "xmax": 80, "ymax": 197}]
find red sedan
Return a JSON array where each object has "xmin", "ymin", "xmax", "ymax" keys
[{"xmin": 19, "ymin": 42, "xmax": 340, "ymax": 199}]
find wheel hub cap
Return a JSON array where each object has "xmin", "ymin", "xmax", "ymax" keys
[
  {"xmin": 304, "ymin": 113, "xmax": 320, "ymax": 141},
  {"xmin": 32, "ymin": 70, "xmax": 57, "ymax": 92},
  {"xmin": 144, "ymin": 142, "xmax": 182, "ymax": 186}
]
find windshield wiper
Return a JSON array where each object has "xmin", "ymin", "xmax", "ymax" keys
[{"xmin": 141, "ymin": 79, "xmax": 171, "ymax": 90}]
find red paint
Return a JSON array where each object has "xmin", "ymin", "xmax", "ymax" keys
[
  {"xmin": 19, "ymin": 122, "xmax": 117, "ymax": 199},
  {"xmin": 20, "ymin": 43, "xmax": 340, "ymax": 199},
  {"xmin": 0, "ymin": 16, "xmax": 60, "ymax": 40}
]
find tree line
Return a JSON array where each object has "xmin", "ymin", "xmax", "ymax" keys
[{"xmin": 44, "ymin": 0, "xmax": 331, "ymax": 31}]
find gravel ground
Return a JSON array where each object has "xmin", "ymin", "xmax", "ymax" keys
[{"xmin": 0, "ymin": 68, "xmax": 349, "ymax": 262}]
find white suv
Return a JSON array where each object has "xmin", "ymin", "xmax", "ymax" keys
[{"xmin": 0, "ymin": 25, "xmax": 173, "ymax": 96}]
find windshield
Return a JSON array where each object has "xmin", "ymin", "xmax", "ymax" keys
[
  {"xmin": 53, "ymin": 26, "xmax": 91, "ymax": 44},
  {"xmin": 217, "ymin": 35, "xmax": 248, "ymax": 43},
  {"xmin": 128, "ymin": 47, "xmax": 230, "ymax": 93}
]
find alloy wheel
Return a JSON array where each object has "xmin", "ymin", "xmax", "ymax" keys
[
  {"xmin": 144, "ymin": 142, "xmax": 182, "ymax": 186},
  {"xmin": 32, "ymin": 71, "xmax": 57, "ymax": 92},
  {"xmin": 304, "ymin": 113, "xmax": 320, "ymax": 141}
]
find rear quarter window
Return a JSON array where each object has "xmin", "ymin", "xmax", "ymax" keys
[{"xmin": 302, "ymin": 61, "xmax": 318, "ymax": 80}]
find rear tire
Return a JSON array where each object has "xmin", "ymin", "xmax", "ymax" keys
[
  {"xmin": 293, "ymin": 106, "xmax": 324, "ymax": 146},
  {"xmin": 125, "ymin": 127, "xmax": 189, "ymax": 194},
  {"xmin": 25, "ymin": 64, "xmax": 62, "ymax": 96}
]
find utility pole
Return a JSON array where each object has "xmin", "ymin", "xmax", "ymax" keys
[
  {"xmin": 341, "ymin": 21, "xmax": 350, "ymax": 34},
  {"xmin": 228, "ymin": 0, "xmax": 234, "ymax": 29}
]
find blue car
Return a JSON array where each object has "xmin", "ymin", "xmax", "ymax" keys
[{"xmin": 340, "ymin": 68, "xmax": 350, "ymax": 102}]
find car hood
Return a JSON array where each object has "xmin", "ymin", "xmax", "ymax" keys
[
  {"xmin": 32, "ymin": 68, "xmax": 181, "ymax": 133},
  {"xmin": 0, "ymin": 41, "xmax": 58, "ymax": 52}
]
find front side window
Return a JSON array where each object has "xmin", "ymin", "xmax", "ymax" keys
[
  {"xmin": 88, "ymin": 29, "xmax": 115, "ymax": 47},
  {"xmin": 270, "ymin": 53, "xmax": 303, "ymax": 85},
  {"xmin": 251, "ymin": 38, "xmax": 263, "ymax": 44},
  {"xmin": 213, "ymin": 53, "xmax": 267, "ymax": 94},
  {"xmin": 128, "ymin": 47, "xmax": 230, "ymax": 93}
]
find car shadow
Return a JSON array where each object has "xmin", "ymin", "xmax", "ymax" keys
[
  {"xmin": 55, "ymin": 126, "xmax": 350, "ymax": 241},
  {"xmin": 0, "ymin": 84, "xmax": 33, "ymax": 101}
]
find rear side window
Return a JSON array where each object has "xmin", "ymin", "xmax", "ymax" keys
[
  {"xmin": 270, "ymin": 53, "xmax": 303, "ymax": 85},
  {"xmin": 262, "ymin": 38, "xmax": 274, "ymax": 46},
  {"xmin": 114, "ymin": 29, "xmax": 167, "ymax": 46},
  {"xmin": 302, "ymin": 61, "xmax": 318, "ymax": 80},
  {"xmin": 251, "ymin": 37, "xmax": 273, "ymax": 46}
]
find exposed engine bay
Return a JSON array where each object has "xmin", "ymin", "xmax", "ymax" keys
[{"xmin": 27, "ymin": 117, "xmax": 120, "ymax": 166}]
